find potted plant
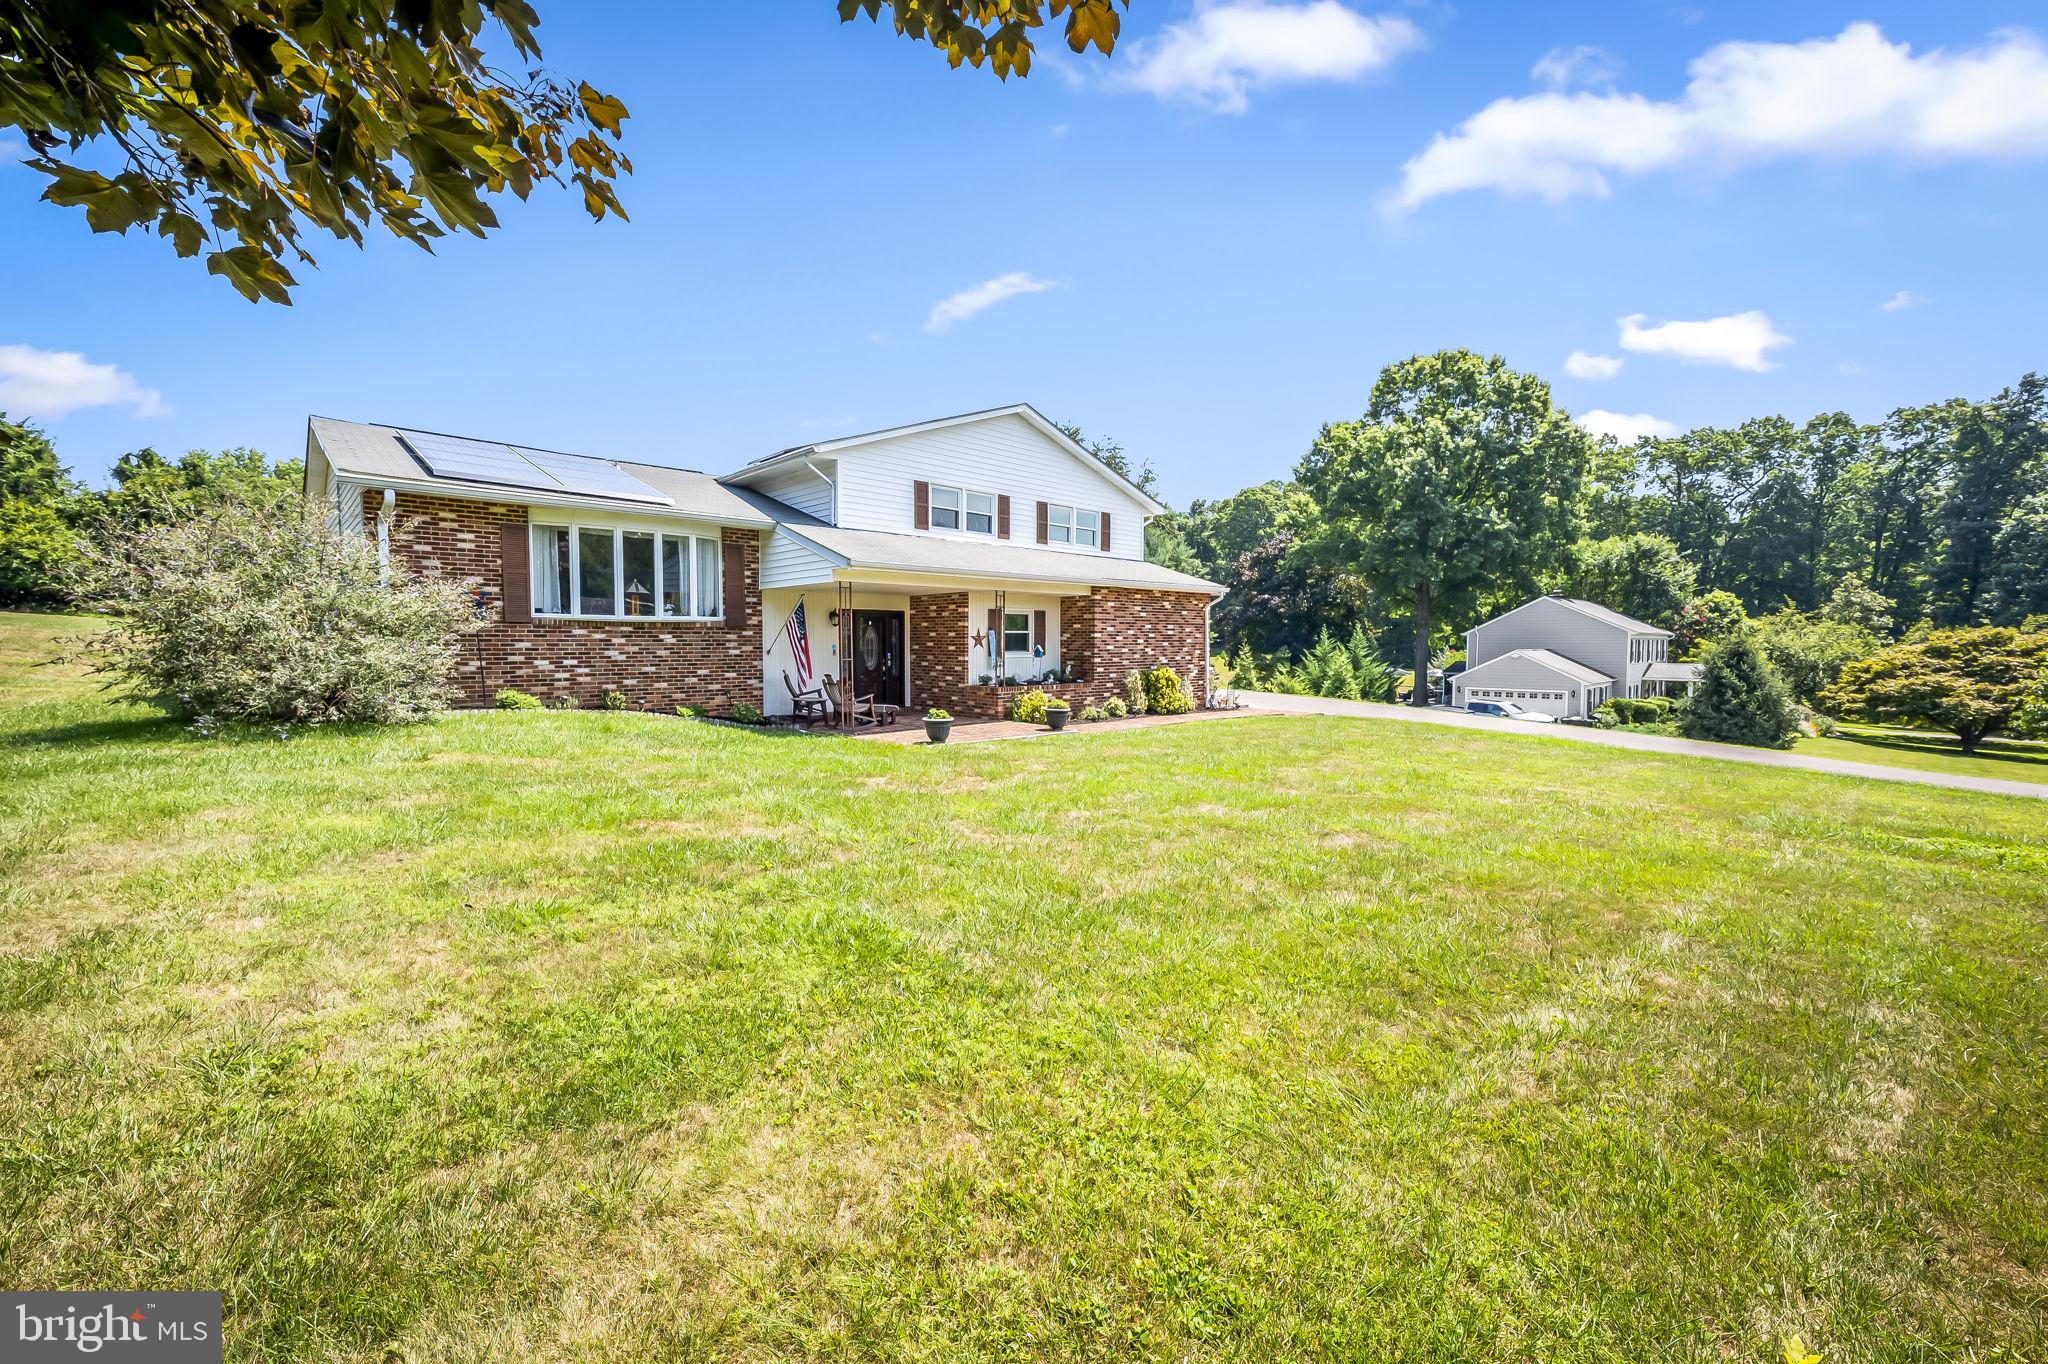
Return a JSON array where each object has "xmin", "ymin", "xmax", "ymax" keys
[
  {"xmin": 1044, "ymin": 700, "xmax": 1071, "ymax": 731},
  {"xmin": 924, "ymin": 707, "xmax": 953, "ymax": 744}
]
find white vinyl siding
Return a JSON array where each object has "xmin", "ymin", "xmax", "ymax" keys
[
  {"xmin": 824, "ymin": 412, "xmax": 1150, "ymax": 560},
  {"xmin": 759, "ymin": 527, "xmax": 836, "ymax": 589},
  {"xmin": 1467, "ymin": 598, "xmax": 1629, "ymax": 683},
  {"xmin": 751, "ymin": 460, "xmax": 836, "ymax": 523}
]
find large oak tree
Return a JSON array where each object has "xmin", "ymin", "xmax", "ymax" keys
[{"xmin": 1299, "ymin": 351, "xmax": 1593, "ymax": 705}]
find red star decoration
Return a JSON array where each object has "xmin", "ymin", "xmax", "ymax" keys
[{"xmin": 971, "ymin": 630, "xmax": 988, "ymax": 649}]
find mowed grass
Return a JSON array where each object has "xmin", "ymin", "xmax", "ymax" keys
[
  {"xmin": 2, "ymin": 613, "xmax": 2044, "ymax": 1363},
  {"xmin": 1793, "ymin": 722, "xmax": 2048, "ymax": 785}
]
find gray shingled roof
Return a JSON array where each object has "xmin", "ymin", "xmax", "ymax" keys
[
  {"xmin": 308, "ymin": 417, "xmax": 773, "ymax": 525},
  {"xmin": 1462, "ymin": 648, "xmax": 1615, "ymax": 686}
]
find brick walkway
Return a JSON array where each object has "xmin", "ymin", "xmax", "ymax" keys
[{"xmin": 839, "ymin": 706, "xmax": 1274, "ymax": 746}]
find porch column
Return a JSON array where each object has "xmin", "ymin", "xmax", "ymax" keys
[{"xmin": 838, "ymin": 579, "xmax": 854, "ymax": 728}]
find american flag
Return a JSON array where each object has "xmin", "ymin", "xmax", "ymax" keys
[{"xmin": 783, "ymin": 598, "xmax": 813, "ymax": 687}]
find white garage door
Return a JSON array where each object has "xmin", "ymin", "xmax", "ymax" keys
[{"xmin": 1458, "ymin": 684, "xmax": 1576, "ymax": 718}]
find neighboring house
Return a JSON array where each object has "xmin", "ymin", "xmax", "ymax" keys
[
  {"xmin": 1449, "ymin": 595, "xmax": 1702, "ymax": 719},
  {"xmin": 304, "ymin": 404, "xmax": 1223, "ymax": 719}
]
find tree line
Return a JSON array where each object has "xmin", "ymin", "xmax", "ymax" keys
[
  {"xmin": 1134, "ymin": 358, "xmax": 2048, "ymax": 695},
  {"xmin": 0, "ymin": 416, "xmax": 303, "ymax": 605}
]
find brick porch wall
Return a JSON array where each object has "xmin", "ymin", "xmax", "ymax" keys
[
  {"xmin": 909, "ymin": 585, "xmax": 1210, "ymax": 719},
  {"xmin": 370, "ymin": 490, "xmax": 763, "ymax": 714}
]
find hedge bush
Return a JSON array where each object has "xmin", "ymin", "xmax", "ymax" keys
[
  {"xmin": 495, "ymin": 688, "xmax": 542, "ymax": 710},
  {"xmin": 69, "ymin": 492, "xmax": 479, "ymax": 728}
]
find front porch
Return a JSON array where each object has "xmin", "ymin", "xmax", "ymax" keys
[{"xmin": 761, "ymin": 574, "xmax": 1214, "ymax": 726}]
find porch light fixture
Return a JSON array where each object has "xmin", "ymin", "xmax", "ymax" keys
[{"xmin": 827, "ymin": 609, "xmax": 840, "ymax": 627}]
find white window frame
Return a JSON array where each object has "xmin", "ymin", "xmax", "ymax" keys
[
  {"xmin": 534, "ymin": 523, "xmax": 723, "ymax": 622},
  {"xmin": 928, "ymin": 483, "xmax": 996, "ymax": 537},
  {"xmin": 1046, "ymin": 504, "xmax": 1099, "ymax": 548},
  {"xmin": 1003, "ymin": 610, "xmax": 1031, "ymax": 657}
]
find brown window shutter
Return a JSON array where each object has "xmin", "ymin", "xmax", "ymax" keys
[
  {"xmin": 1100, "ymin": 511, "xmax": 1112, "ymax": 553},
  {"xmin": 1032, "ymin": 610, "xmax": 1046, "ymax": 650},
  {"xmin": 913, "ymin": 480, "xmax": 930, "ymax": 530},
  {"xmin": 997, "ymin": 494, "xmax": 1010, "ymax": 539},
  {"xmin": 499, "ymin": 523, "xmax": 532, "ymax": 623},
  {"xmin": 1035, "ymin": 500, "xmax": 1048, "ymax": 544},
  {"xmin": 721, "ymin": 540, "xmax": 745, "ymax": 629}
]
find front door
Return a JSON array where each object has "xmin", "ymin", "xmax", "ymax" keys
[{"xmin": 851, "ymin": 610, "xmax": 906, "ymax": 708}]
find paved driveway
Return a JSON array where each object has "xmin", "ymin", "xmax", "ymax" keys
[{"xmin": 1235, "ymin": 692, "xmax": 2048, "ymax": 801}]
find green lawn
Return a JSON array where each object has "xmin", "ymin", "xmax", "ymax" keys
[
  {"xmin": 2, "ymin": 611, "xmax": 2044, "ymax": 1363},
  {"xmin": 1793, "ymin": 721, "xmax": 2048, "ymax": 784}
]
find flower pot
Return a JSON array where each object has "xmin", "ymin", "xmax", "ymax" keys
[
  {"xmin": 1045, "ymin": 707, "xmax": 1070, "ymax": 731},
  {"xmin": 924, "ymin": 717, "xmax": 953, "ymax": 744}
]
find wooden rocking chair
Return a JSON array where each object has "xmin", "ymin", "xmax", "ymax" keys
[
  {"xmin": 822, "ymin": 675, "xmax": 898, "ymax": 728},
  {"xmin": 784, "ymin": 671, "xmax": 828, "ymax": 722}
]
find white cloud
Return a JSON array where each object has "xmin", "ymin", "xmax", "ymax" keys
[
  {"xmin": 1114, "ymin": 0, "xmax": 1424, "ymax": 114},
  {"xmin": 1564, "ymin": 350, "xmax": 1625, "ymax": 379},
  {"xmin": 0, "ymin": 344, "xmax": 165, "ymax": 419},
  {"xmin": 1838, "ymin": 360, "xmax": 1864, "ymax": 375},
  {"xmin": 1532, "ymin": 45, "xmax": 1622, "ymax": 90},
  {"xmin": 1050, "ymin": 122, "xmax": 1071, "ymax": 138},
  {"xmin": 1392, "ymin": 22, "xmax": 2048, "ymax": 210},
  {"xmin": 925, "ymin": 272, "xmax": 1058, "ymax": 334},
  {"xmin": 1617, "ymin": 310, "xmax": 1790, "ymax": 371},
  {"xmin": 1881, "ymin": 289, "xmax": 1928, "ymax": 312},
  {"xmin": 1577, "ymin": 409, "xmax": 1680, "ymax": 443}
]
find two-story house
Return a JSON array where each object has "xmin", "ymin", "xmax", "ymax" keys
[
  {"xmin": 1448, "ymin": 595, "xmax": 1702, "ymax": 719},
  {"xmin": 303, "ymin": 404, "xmax": 1223, "ymax": 721}
]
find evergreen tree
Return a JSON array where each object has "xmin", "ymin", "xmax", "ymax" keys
[{"xmin": 1680, "ymin": 632, "xmax": 1800, "ymax": 748}]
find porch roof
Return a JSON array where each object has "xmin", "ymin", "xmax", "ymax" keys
[
  {"xmin": 1644, "ymin": 661, "xmax": 1705, "ymax": 683},
  {"xmin": 766, "ymin": 520, "xmax": 1225, "ymax": 596}
]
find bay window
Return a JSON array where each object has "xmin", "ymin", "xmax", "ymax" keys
[{"xmin": 530, "ymin": 523, "xmax": 723, "ymax": 620}]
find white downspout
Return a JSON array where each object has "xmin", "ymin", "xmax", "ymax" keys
[{"xmin": 377, "ymin": 487, "xmax": 395, "ymax": 582}]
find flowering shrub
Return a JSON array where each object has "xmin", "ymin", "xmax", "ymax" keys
[
  {"xmin": 1008, "ymin": 688, "xmax": 1054, "ymax": 724},
  {"xmin": 1121, "ymin": 671, "xmax": 1148, "ymax": 716},
  {"xmin": 69, "ymin": 492, "xmax": 478, "ymax": 728}
]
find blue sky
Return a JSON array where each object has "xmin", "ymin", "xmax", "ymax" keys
[{"xmin": 5, "ymin": 1, "xmax": 2045, "ymax": 502}]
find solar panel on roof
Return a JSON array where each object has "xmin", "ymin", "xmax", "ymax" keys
[
  {"xmin": 397, "ymin": 431, "xmax": 671, "ymax": 506},
  {"xmin": 522, "ymin": 449, "xmax": 670, "ymax": 504}
]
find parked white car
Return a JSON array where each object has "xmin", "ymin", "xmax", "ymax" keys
[{"xmin": 1465, "ymin": 700, "xmax": 1558, "ymax": 724}]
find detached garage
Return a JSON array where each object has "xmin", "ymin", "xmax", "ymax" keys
[{"xmin": 1450, "ymin": 648, "xmax": 1615, "ymax": 719}]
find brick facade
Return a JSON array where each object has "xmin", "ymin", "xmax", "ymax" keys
[
  {"xmin": 907, "ymin": 585, "xmax": 1210, "ymax": 719},
  {"xmin": 371, "ymin": 490, "xmax": 763, "ymax": 713}
]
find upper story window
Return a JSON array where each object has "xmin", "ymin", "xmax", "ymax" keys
[
  {"xmin": 1047, "ymin": 504, "xmax": 1099, "ymax": 548},
  {"xmin": 532, "ymin": 524, "xmax": 721, "ymax": 620},
  {"xmin": 928, "ymin": 484, "xmax": 996, "ymax": 535}
]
